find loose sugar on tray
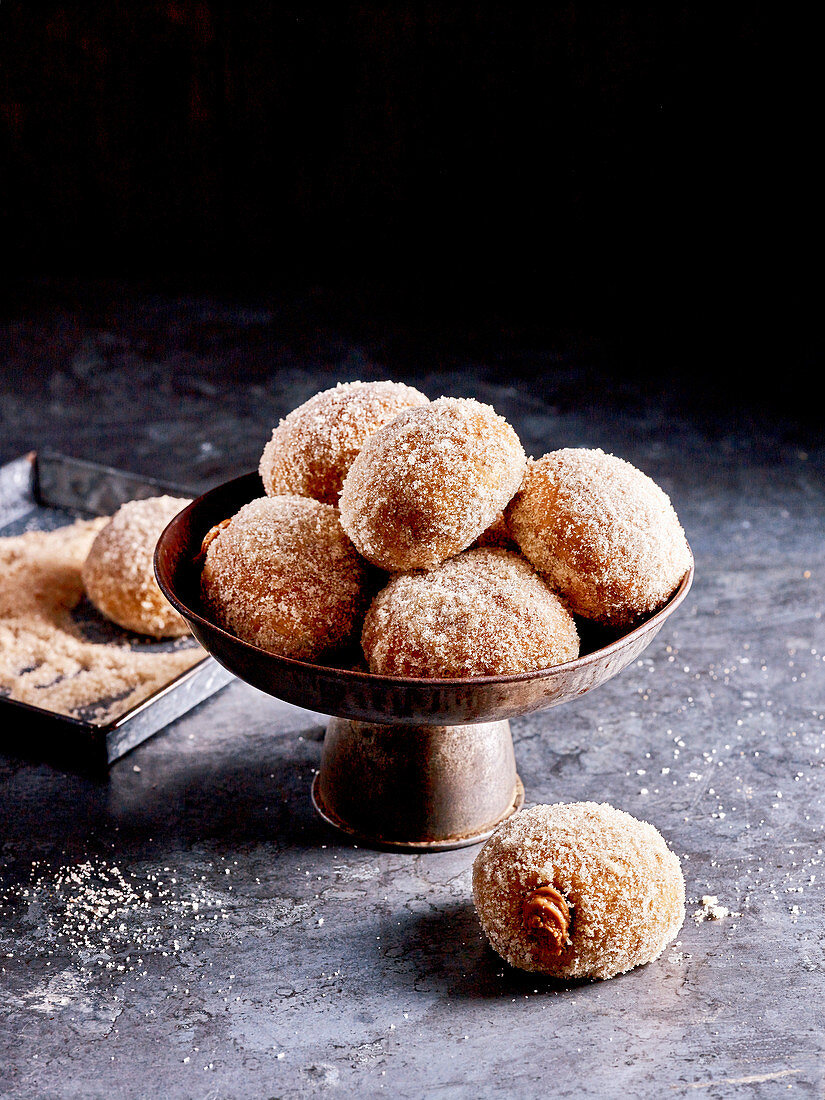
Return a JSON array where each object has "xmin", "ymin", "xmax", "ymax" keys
[{"xmin": 0, "ymin": 513, "xmax": 202, "ymax": 724}]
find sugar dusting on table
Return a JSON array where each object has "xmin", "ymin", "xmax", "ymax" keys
[{"xmin": 0, "ymin": 857, "xmax": 235, "ymax": 986}]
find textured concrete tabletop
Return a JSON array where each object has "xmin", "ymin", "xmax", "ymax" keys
[{"xmin": 1, "ymin": 288, "xmax": 823, "ymax": 1098}]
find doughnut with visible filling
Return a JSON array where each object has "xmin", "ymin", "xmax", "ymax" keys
[
  {"xmin": 506, "ymin": 448, "xmax": 691, "ymax": 629},
  {"xmin": 200, "ymin": 496, "xmax": 372, "ymax": 661},
  {"xmin": 361, "ymin": 548, "xmax": 579, "ymax": 677},
  {"xmin": 340, "ymin": 397, "xmax": 526, "ymax": 571},
  {"xmin": 259, "ymin": 380, "xmax": 429, "ymax": 505},
  {"xmin": 472, "ymin": 801, "xmax": 685, "ymax": 980},
  {"xmin": 82, "ymin": 496, "xmax": 191, "ymax": 637}
]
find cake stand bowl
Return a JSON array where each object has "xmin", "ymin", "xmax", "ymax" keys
[{"xmin": 155, "ymin": 471, "xmax": 693, "ymax": 851}]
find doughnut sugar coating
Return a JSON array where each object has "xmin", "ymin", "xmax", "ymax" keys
[
  {"xmin": 82, "ymin": 496, "xmax": 191, "ymax": 637},
  {"xmin": 361, "ymin": 548, "xmax": 579, "ymax": 677},
  {"xmin": 259, "ymin": 380, "xmax": 429, "ymax": 505},
  {"xmin": 472, "ymin": 802, "xmax": 685, "ymax": 980},
  {"xmin": 340, "ymin": 397, "xmax": 527, "ymax": 571},
  {"xmin": 506, "ymin": 448, "xmax": 691, "ymax": 629},
  {"xmin": 200, "ymin": 496, "xmax": 373, "ymax": 661}
]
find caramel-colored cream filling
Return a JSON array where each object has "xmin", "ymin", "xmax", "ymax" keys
[
  {"xmin": 523, "ymin": 884, "xmax": 571, "ymax": 952},
  {"xmin": 197, "ymin": 518, "xmax": 232, "ymax": 564}
]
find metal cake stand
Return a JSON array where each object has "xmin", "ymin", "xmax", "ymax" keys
[{"xmin": 155, "ymin": 471, "xmax": 693, "ymax": 850}]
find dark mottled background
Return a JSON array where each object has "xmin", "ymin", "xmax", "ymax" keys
[{"xmin": 0, "ymin": 2, "xmax": 819, "ymax": 415}]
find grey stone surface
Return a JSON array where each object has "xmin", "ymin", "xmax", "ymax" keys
[{"xmin": 1, "ymin": 288, "xmax": 823, "ymax": 1097}]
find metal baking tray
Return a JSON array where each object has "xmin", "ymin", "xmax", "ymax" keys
[{"xmin": 0, "ymin": 451, "xmax": 234, "ymax": 768}]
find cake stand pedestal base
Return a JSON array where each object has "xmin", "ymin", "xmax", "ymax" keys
[{"xmin": 311, "ymin": 717, "xmax": 524, "ymax": 851}]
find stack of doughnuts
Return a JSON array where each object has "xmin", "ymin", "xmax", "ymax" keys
[
  {"xmin": 199, "ymin": 379, "xmax": 691, "ymax": 675},
  {"xmin": 79, "ymin": 381, "xmax": 693, "ymax": 985}
]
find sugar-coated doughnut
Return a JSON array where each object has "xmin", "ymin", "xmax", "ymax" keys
[
  {"xmin": 361, "ymin": 548, "xmax": 579, "ymax": 677},
  {"xmin": 473, "ymin": 802, "xmax": 685, "ymax": 980},
  {"xmin": 340, "ymin": 397, "xmax": 526, "ymax": 571},
  {"xmin": 200, "ymin": 496, "xmax": 372, "ymax": 661},
  {"xmin": 82, "ymin": 496, "xmax": 191, "ymax": 637},
  {"xmin": 506, "ymin": 448, "xmax": 691, "ymax": 629},
  {"xmin": 259, "ymin": 380, "xmax": 429, "ymax": 505}
]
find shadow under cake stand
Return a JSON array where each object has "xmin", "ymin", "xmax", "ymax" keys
[{"xmin": 155, "ymin": 472, "xmax": 693, "ymax": 851}]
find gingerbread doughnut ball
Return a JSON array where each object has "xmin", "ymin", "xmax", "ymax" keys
[
  {"xmin": 339, "ymin": 397, "xmax": 527, "ymax": 571},
  {"xmin": 200, "ymin": 496, "xmax": 372, "ymax": 661},
  {"xmin": 82, "ymin": 496, "xmax": 191, "ymax": 637},
  {"xmin": 473, "ymin": 802, "xmax": 685, "ymax": 981},
  {"xmin": 361, "ymin": 549, "xmax": 579, "ymax": 677},
  {"xmin": 506, "ymin": 448, "xmax": 691, "ymax": 629},
  {"xmin": 259, "ymin": 381, "xmax": 429, "ymax": 505}
]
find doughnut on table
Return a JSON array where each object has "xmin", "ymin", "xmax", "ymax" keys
[{"xmin": 155, "ymin": 470, "xmax": 693, "ymax": 850}]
